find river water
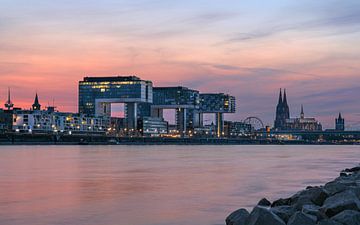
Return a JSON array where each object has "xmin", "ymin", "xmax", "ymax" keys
[{"xmin": 0, "ymin": 145, "xmax": 359, "ymax": 225}]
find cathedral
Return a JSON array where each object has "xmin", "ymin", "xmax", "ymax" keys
[{"xmin": 274, "ymin": 89, "xmax": 322, "ymax": 131}]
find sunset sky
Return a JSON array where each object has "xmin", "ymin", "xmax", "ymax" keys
[{"xmin": 1, "ymin": 0, "xmax": 360, "ymax": 128}]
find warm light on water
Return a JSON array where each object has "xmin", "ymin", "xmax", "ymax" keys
[{"xmin": 0, "ymin": 145, "xmax": 359, "ymax": 225}]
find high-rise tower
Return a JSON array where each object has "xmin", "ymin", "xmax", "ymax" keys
[{"xmin": 4, "ymin": 88, "xmax": 14, "ymax": 110}]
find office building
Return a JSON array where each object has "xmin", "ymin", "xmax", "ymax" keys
[{"xmin": 78, "ymin": 76, "xmax": 153, "ymax": 130}]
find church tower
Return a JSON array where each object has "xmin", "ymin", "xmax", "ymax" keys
[
  {"xmin": 32, "ymin": 93, "xmax": 41, "ymax": 111},
  {"xmin": 300, "ymin": 105, "xmax": 304, "ymax": 119},
  {"xmin": 274, "ymin": 88, "xmax": 290, "ymax": 130},
  {"xmin": 335, "ymin": 113, "xmax": 345, "ymax": 131},
  {"xmin": 4, "ymin": 88, "xmax": 14, "ymax": 110}
]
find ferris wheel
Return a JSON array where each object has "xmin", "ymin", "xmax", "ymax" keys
[{"xmin": 243, "ymin": 117, "xmax": 265, "ymax": 131}]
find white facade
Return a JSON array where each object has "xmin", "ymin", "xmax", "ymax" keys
[{"xmin": 13, "ymin": 109, "xmax": 110, "ymax": 134}]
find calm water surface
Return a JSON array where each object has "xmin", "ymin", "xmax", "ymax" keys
[{"xmin": 0, "ymin": 145, "xmax": 359, "ymax": 225}]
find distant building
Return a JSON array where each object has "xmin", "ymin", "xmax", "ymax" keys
[
  {"xmin": 335, "ymin": 113, "xmax": 345, "ymax": 131},
  {"xmin": 4, "ymin": 88, "xmax": 14, "ymax": 110},
  {"xmin": 32, "ymin": 93, "xmax": 41, "ymax": 110},
  {"xmin": 0, "ymin": 109, "xmax": 13, "ymax": 132},
  {"xmin": 13, "ymin": 108, "xmax": 110, "ymax": 134},
  {"xmin": 13, "ymin": 94, "xmax": 110, "ymax": 134},
  {"xmin": 78, "ymin": 76, "xmax": 153, "ymax": 130},
  {"xmin": 274, "ymin": 89, "xmax": 290, "ymax": 130},
  {"xmin": 137, "ymin": 117, "xmax": 168, "ymax": 137},
  {"xmin": 224, "ymin": 121, "xmax": 252, "ymax": 137},
  {"xmin": 284, "ymin": 105, "xmax": 322, "ymax": 131},
  {"xmin": 274, "ymin": 89, "xmax": 322, "ymax": 131}
]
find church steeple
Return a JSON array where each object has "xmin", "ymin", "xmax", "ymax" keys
[
  {"xmin": 283, "ymin": 89, "xmax": 288, "ymax": 105},
  {"xmin": 278, "ymin": 88, "xmax": 283, "ymax": 105},
  {"xmin": 300, "ymin": 104, "xmax": 304, "ymax": 119},
  {"xmin": 32, "ymin": 92, "xmax": 41, "ymax": 111},
  {"xmin": 4, "ymin": 88, "xmax": 14, "ymax": 110}
]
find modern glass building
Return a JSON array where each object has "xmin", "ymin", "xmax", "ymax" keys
[
  {"xmin": 151, "ymin": 87, "xmax": 200, "ymax": 135},
  {"xmin": 199, "ymin": 93, "xmax": 236, "ymax": 137},
  {"xmin": 78, "ymin": 76, "xmax": 153, "ymax": 129}
]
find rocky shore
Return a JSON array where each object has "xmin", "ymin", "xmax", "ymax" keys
[{"xmin": 226, "ymin": 165, "xmax": 360, "ymax": 225}]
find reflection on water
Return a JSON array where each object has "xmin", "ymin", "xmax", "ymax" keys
[{"xmin": 0, "ymin": 145, "xmax": 359, "ymax": 225}]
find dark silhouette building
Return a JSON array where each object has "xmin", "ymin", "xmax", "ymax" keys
[
  {"xmin": 4, "ymin": 88, "xmax": 14, "ymax": 110},
  {"xmin": 274, "ymin": 89, "xmax": 322, "ymax": 131},
  {"xmin": 274, "ymin": 89, "xmax": 290, "ymax": 130},
  {"xmin": 335, "ymin": 113, "xmax": 345, "ymax": 131},
  {"xmin": 32, "ymin": 93, "xmax": 41, "ymax": 111}
]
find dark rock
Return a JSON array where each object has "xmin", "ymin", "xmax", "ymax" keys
[
  {"xmin": 287, "ymin": 211, "xmax": 316, "ymax": 225},
  {"xmin": 225, "ymin": 208, "xmax": 250, "ymax": 225},
  {"xmin": 246, "ymin": 206, "xmax": 285, "ymax": 225},
  {"xmin": 306, "ymin": 187, "xmax": 329, "ymax": 205},
  {"xmin": 270, "ymin": 205, "xmax": 295, "ymax": 223},
  {"xmin": 343, "ymin": 166, "xmax": 360, "ymax": 173},
  {"xmin": 317, "ymin": 219, "xmax": 342, "ymax": 225},
  {"xmin": 302, "ymin": 204, "xmax": 326, "ymax": 221},
  {"xmin": 324, "ymin": 181, "xmax": 348, "ymax": 196},
  {"xmin": 257, "ymin": 198, "xmax": 271, "ymax": 207},
  {"xmin": 332, "ymin": 210, "xmax": 360, "ymax": 225},
  {"xmin": 321, "ymin": 190, "xmax": 360, "ymax": 217},
  {"xmin": 271, "ymin": 198, "xmax": 291, "ymax": 207}
]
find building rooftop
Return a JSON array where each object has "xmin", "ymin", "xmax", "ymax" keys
[{"xmin": 82, "ymin": 76, "xmax": 141, "ymax": 82}]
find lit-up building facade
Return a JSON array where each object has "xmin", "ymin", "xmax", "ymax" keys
[
  {"xmin": 78, "ymin": 76, "xmax": 236, "ymax": 137},
  {"xmin": 199, "ymin": 93, "xmax": 236, "ymax": 137},
  {"xmin": 150, "ymin": 87, "xmax": 200, "ymax": 135},
  {"xmin": 12, "ymin": 108, "xmax": 110, "ymax": 134},
  {"xmin": 78, "ymin": 76, "xmax": 153, "ymax": 129}
]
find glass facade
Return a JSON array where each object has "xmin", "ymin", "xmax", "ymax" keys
[
  {"xmin": 153, "ymin": 87, "xmax": 199, "ymax": 107},
  {"xmin": 199, "ymin": 93, "xmax": 236, "ymax": 113},
  {"xmin": 78, "ymin": 76, "xmax": 153, "ymax": 116}
]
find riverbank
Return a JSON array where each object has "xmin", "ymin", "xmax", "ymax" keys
[
  {"xmin": 226, "ymin": 165, "xmax": 360, "ymax": 225},
  {"xmin": 0, "ymin": 133, "xmax": 359, "ymax": 145}
]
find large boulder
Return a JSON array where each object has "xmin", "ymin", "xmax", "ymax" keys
[
  {"xmin": 287, "ymin": 211, "xmax": 316, "ymax": 225},
  {"xmin": 225, "ymin": 208, "xmax": 250, "ymax": 225},
  {"xmin": 317, "ymin": 219, "xmax": 342, "ymax": 225},
  {"xmin": 331, "ymin": 210, "xmax": 360, "ymax": 225},
  {"xmin": 246, "ymin": 206, "xmax": 285, "ymax": 225},
  {"xmin": 257, "ymin": 198, "xmax": 271, "ymax": 207},
  {"xmin": 271, "ymin": 198, "xmax": 291, "ymax": 207},
  {"xmin": 290, "ymin": 187, "xmax": 328, "ymax": 210},
  {"xmin": 302, "ymin": 204, "xmax": 326, "ymax": 221},
  {"xmin": 324, "ymin": 181, "xmax": 348, "ymax": 196},
  {"xmin": 270, "ymin": 205, "xmax": 295, "ymax": 223},
  {"xmin": 321, "ymin": 190, "xmax": 360, "ymax": 217}
]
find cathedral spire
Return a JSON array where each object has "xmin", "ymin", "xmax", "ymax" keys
[
  {"xmin": 278, "ymin": 88, "xmax": 283, "ymax": 105},
  {"xmin": 4, "ymin": 87, "xmax": 14, "ymax": 110},
  {"xmin": 283, "ymin": 89, "xmax": 288, "ymax": 105},
  {"xmin": 32, "ymin": 92, "xmax": 41, "ymax": 110}
]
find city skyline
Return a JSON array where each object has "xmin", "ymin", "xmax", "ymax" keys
[{"xmin": 1, "ymin": 0, "xmax": 360, "ymax": 129}]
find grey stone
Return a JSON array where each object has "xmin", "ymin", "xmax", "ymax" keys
[
  {"xmin": 226, "ymin": 208, "xmax": 250, "ymax": 225},
  {"xmin": 317, "ymin": 219, "xmax": 342, "ymax": 225},
  {"xmin": 271, "ymin": 198, "xmax": 291, "ymax": 207},
  {"xmin": 332, "ymin": 210, "xmax": 360, "ymax": 225},
  {"xmin": 343, "ymin": 166, "xmax": 360, "ymax": 173},
  {"xmin": 257, "ymin": 198, "xmax": 271, "ymax": 207},
  {"xmin": 324, "ymin": 181, "xmax": 347, "ymax": 196},
  {"xmin": 270, "ymin": 205, "xmax": 295, "ymax": 223},
  {"xmin": 321, "ymin": 190, "xmax": 360, "ymax": 217},
  {"xmin": 302, "ymin": 204, "xmax": 326, "ymax": 221},
  {"xmin": 291, "ymin": 187, "xmax": 328, "ymax": 210},
  {"xmin": 287, "ymin": 211, "xmax": 316, "ymax": 225},
  {"xmin": 246, "ymin": 206, "xmax": 285, "ymax": 225}
]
